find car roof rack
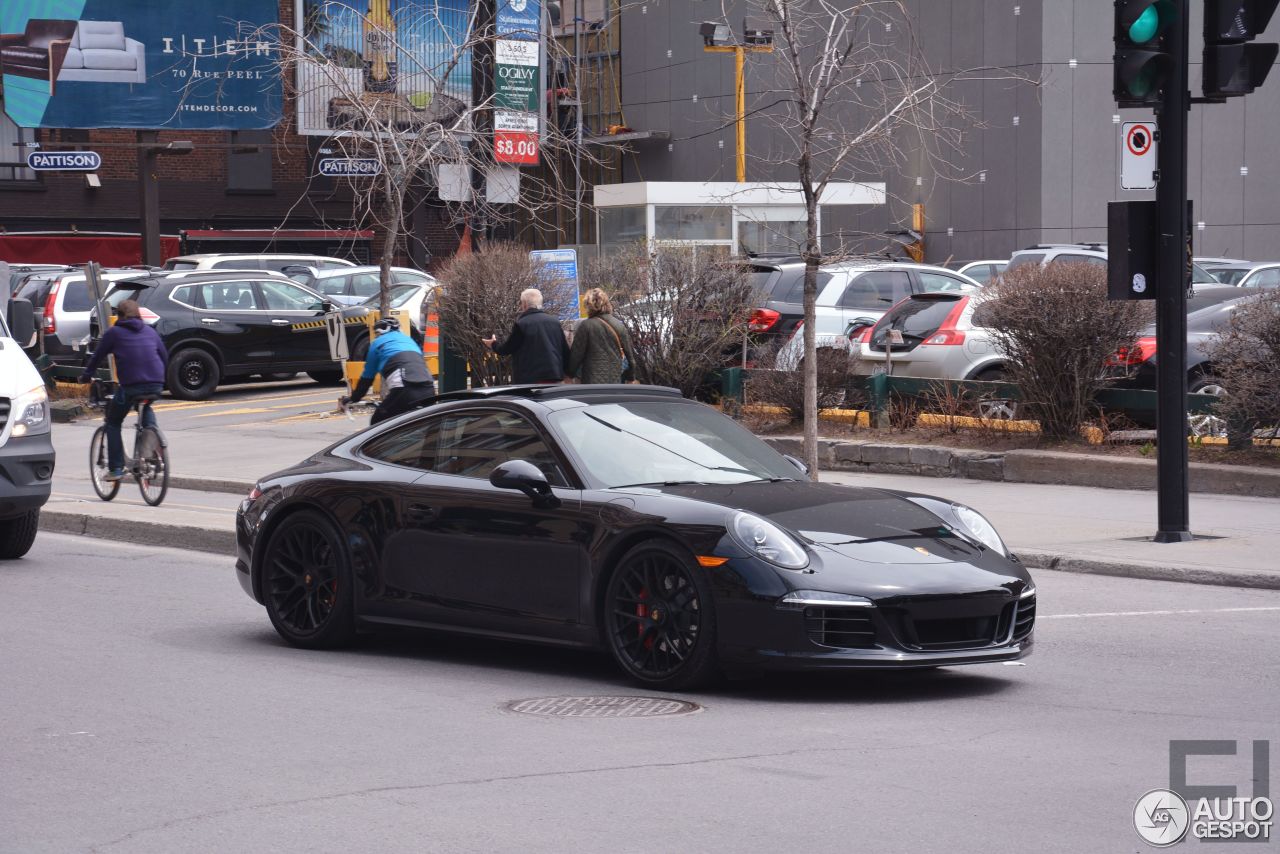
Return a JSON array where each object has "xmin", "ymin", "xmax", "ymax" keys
[
  {"xmin": 1021, "ymin": 242, "xmax": 1106, "ymax": 252},
  {"xmin": 428, "ymin": 384, "xmax": 684, "ymax": 405}
]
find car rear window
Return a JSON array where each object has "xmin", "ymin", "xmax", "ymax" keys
[
  {"xmin": 62, "ymin": 280, "xmax": 94, "ymax": 312},
  {"xmin": 1005, "ymin": 253, "xmax": 1044, "ymax": 271},
  {"xmin": 165, "ymin": 260, "xmax": 199, "ymax": 271},
  {"xmin": 871, "ymin": 295, "xmax": 963, "ymax": 345},
  {"xmin": 18, "ymin": 277, "xmax": 53, "ymax": 305}
]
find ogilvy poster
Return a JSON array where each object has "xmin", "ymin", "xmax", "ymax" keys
[
  {"xmin": 0, "ymin": 0, "xmax": 281, "ymax": 129},
  {"xmin": 294, "ymin": 0, "xmax": 473, "ymax": 136}
]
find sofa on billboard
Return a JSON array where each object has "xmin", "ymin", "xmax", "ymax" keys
[{"xmin": 0, "ymin": 19, "xmax": 145, "ymax": 96}]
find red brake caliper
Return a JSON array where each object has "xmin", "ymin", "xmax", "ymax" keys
[{"xmin": 636, "ymin": 587, "xmax": 653, "ymax": 648}]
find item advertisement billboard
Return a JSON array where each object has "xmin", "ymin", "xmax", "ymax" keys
[
  {"xmin": 0, "ymin": 0, "xmax": 282, "ymax": 130},
  {"xmin": 295, "ymin": 0, "xmax": 473, "ymax": 137},
  {"xmin": 493, "ymin": 0, "xmax": 539, "ymax": 165}
]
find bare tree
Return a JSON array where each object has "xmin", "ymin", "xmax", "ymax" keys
[
  {"xmin": 707, "ymin": 0, "xmax": 996, "ymax": 476},
  {"xmin": 242, "ymin": 2, "xmax": 587, "ymax": 314}
]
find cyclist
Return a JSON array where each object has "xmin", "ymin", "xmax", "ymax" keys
[
  {"xmin": 78, "ymin": 299, "xmax": 167, "ymax": 481},
  {"xmin": 340, "ymin": 317, "xmax": 436, "ymax": 425}
]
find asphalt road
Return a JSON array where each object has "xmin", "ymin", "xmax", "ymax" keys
[{"xmin": 3, "ymin": 538, "xmax": 1279, "ymax": 854}]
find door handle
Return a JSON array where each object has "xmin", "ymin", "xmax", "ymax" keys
[
  {"xmin": 271, "ymin": 318, "xmax": 291, "ymax": 325},
  {"xmin": 200, "ymin": 317, "xmax": 220, "ymax": 324},
  {"xmin": 405, "ymin": 503, "xmax": 436, "ymax": 524}
]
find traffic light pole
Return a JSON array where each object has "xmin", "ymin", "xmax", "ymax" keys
[{"xmin": 1153, "ymin": 0, "xmax": 1192, "ymax": 542}]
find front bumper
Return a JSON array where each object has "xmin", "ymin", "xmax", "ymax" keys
[{"xmin": 0, "ymin": 432, "xmax": 55, "ymax": 517}]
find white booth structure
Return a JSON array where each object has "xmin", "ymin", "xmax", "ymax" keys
[{"xmin": 593, "ymin": 181, "xmax": 886, "ymax": 256}]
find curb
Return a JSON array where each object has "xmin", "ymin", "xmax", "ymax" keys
[
  {"xmin": 40, "ymin": 509, "xmax": 235, "ymax": 555},
  {"xmin": 764, "ymin": 437, "xmax": 1280, "ymax": 498},
  {"xmin": 169, "ymin": 475, "xmax": 255, "ymax": 496},
  {"xmin": 1016, "ymin": 549, "xmax": 1280, "ymax": 590}
]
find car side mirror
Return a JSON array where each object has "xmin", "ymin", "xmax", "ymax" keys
[
  {"xmin": 6, "ymin": 298, "xmax": 36, "ymax": 348},
  {"xmin": 321, "ymin": 300, "xmax": 337, "ymax": 313},
  {"xmin": 783, "ymin": 454, "xmax": 809, "ymax": 476},
  {"xmin": 489, "ymin": 459, "xmax": 561, "ymax": 508}
]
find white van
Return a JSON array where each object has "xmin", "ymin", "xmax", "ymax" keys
[{"xmin": 0, "ymin": 290, "xmax": 54, "ymax": 559}]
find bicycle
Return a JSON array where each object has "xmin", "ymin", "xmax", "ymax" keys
[{"xmin": 89, "ymin": 396, "xmax": 170, "ymax": 506}]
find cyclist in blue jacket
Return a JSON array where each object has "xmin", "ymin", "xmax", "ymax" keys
[{"xmin": 340, "ymin": 318, "xmax": 436, "ymax": 424}]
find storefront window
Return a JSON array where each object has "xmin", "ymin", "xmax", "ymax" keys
[
  {"xmin": 598, "ymin": 206, "xmax": 646, "ymax": 248},
  {"xmin": 654, "ymin": 206, "xmax": 732, "ymax": 241}
]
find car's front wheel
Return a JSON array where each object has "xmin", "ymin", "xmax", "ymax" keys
[
  {"xmin": 0, "ymin": 510, "xmax": 40, "ymax": 559},
  {"xmin": 603, "ymin": 540, "xmax": 719, "ymax": 690},
  {"xmin": 261, "ymin": 510, "xmax": 356, "ymax": 649},
  {"xmin": 166, "ymin": 348, "xmax": 220, "ymax": 400}
]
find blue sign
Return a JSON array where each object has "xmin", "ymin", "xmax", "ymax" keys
[
  {"xmin": 496, "ymin": 0, "xmax": 541, "ymax": 40},
  {"xmin": 1, "ymin": 0, "xmax": 281, "ymax": 130},
  {"xmin": 530, "ymin": 248, "xmax": 580, "ymax": 321},
  {"xmin": 318, "ymin": 158, "xmax": 383, "ymax": 177},
  {"xmin": 27, "ymin": 150, "xmax": 101, "ymax": 170}
]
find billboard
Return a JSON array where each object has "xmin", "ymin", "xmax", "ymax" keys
[
  {"xmin": 493, "ymin": 0, "xmax": 539, "ymax": 165},
  {"xmin": 0, "ymin": 0, "xmax": 282, "ymax": 130},
  {"xmin": 295, "ymin": 0, "xmax": 473, "ymax": 136}
]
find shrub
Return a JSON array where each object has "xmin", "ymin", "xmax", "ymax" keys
[
  {"xmin": 582, "ymin": 244, "xmax": 759, "ymax": 399},
  {"xmin": 435, "ymin": 242, "xmax": 571, "ymax": 387},
  {"xmin": 745, "ymin": 343, "xmax": 853, "ymax": 422},
  {"xmin": 1203, "ymin": 289, "xmax": 1280, "ymax": 448},
  {"xmin": 978, "ymin": 262, "xmax": 1150, "ymax": 441}
]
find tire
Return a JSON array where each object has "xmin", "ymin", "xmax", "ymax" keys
[
  {"xmin": 136, "ymin": 428, "xmax": 169, "ymax": 507},
  {"xmin": 0, "ymin": 510, "xmax": 40, "ymax": 560},
  {"xmin": 350, "ymin": 334, "xmax": 370, "ymax": 362},
  {"xmin": 974, "ymin": 368, "xmax": 1020, "ymax": 420},
  {"xmin": 166, "ymin": 347, "xmax": 221, "ymax": 401},
  {"xmin": 89, "ymin": 427, "xmax": 120, "ymax": 501},
  {"xmin": 261, "ymin": 510, "xmax": 356, "ymax": 649},
  {"xmin": 1188, "ymin": 374, "xmax": 1227, "ymax": 438},
  {"xmin": 602, "ymin": 539, "xmax": 719, "ymax": 690},
  {"xmin": 307, "ymin": 370, "xmax": 345, "ymax": 385},
  {"xmin": 263, "ymin": 372, "xmax": 298, "ymax": 382}
]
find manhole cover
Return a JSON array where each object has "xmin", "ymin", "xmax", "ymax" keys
[{"xmin": 505, "ymin": 696, "xmax": 702, "ymax": 718}]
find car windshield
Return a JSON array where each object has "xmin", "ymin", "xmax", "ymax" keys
[
  {"xmin": 1191, "ymin": 263, "xmax": 1216, "ymax": 284},
  {"xmin": 360, "ymin": 284, "xmax": 418, "ymax": 308},
  {"xmin": 1213, "ymin": 267, "xmax": 1251, "ymax": 285},
  {"xmin": 550, "ymin": 401, "xmax": 800, "ymax": 488}
]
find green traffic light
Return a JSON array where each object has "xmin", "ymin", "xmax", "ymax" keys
[{"xmin": 1129, "ymin": 5, "xmax": 1160, "ymax": 43}]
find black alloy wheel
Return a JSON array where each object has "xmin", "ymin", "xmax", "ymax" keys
[
  {"xmin": 166, "ymin": 348, "xmax": 221, "ymax": 400},
  {"xmin": 604, "ymin": 540, "xmax": 718, "ymax": 690},
  {"xmin": 262, "ymin": 511, "xmax": 356, "ymax": 649}
]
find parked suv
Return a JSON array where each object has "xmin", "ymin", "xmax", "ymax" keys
[
  {"xmin": 161, "ymin": 253, "xmax": 356, "ymax": 273},
  {"xmin": 96, "ymin": 272, "xmax": 363, "ymax": 399},
  {"xmin": 19, "ymin": 269, "xmax": 137, "ymax": 363},
  {"xmin": 1006, "ymin": 243, "xmax": 1218, "ymax": 283}
]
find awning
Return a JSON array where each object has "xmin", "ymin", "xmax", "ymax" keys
[
  {"xmin": 181, "ymin": 229, "xmax": 375, "ymax": 241},
  {"xmin": 0, "ymin": 234, "xmax": 181, "ymax": 266}
]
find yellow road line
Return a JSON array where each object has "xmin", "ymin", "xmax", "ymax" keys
[{"xmin": 154, "ymin": 388, "xmax": 333, "ymax": 412}]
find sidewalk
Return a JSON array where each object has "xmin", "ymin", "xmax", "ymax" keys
[{"xmin": 36, "ymin": 408, "xmax": 1280, "ymax": 589}]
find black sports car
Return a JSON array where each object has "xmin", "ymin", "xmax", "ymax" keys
[{"xmin": 236, "ymin": 385, "xmax": 1035, "ymax": 689}]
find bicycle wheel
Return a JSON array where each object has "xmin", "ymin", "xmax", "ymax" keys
[
  {"xmin": 88, "ymin": 426, "xmax": 120, "ymax": 501},
  {"xmin": 136, "ymin": 427, "xmax": 170, "ymax": 507}
]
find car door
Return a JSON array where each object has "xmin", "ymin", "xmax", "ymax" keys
[
  {"xmin": 255, "ymin": 278, "xmax": 331, "ymax": 370},
  {"xmin": 188, "ymin": 279, "xmax": 274, "ymax": 371},
  {"xmin": 380, "ymin": 408, "xmax": 595, "ymax": 638}
]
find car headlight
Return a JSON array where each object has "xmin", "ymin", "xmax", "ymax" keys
[
  {"xmin": 730, "ymin": 511, "xmax": 809, "ymax": 569},
  {"xmin": 951, "ymin": 503, "xmax": 1008, "ymax": 556},
  {"xmin": 10, "ymin": 385, "xmax": 49, "ymax": 437}
]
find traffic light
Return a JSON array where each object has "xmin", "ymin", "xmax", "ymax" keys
[
  {"xmin": 1114, "ymin": 0, "xmax": 1176, "ymax": 106},
  {"xmin": 1203, "ymin": 0, "xmax": 1280, "ymax": 98}
]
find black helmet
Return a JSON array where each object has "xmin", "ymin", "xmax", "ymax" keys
[{"xmin": 373, "ymin": 317, "xmax": 399, "ymax": 334}]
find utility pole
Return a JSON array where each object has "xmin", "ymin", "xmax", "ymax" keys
[{"xmin": 700, "ymin": 21, "xmax": 773, "ymax": 182}]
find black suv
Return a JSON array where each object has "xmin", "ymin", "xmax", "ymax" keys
[{"xmin": 97, "ymin": 272, "xmax": 370, "ymax": 400}]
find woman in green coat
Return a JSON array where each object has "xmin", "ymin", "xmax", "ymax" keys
[{"xmin": 569, "ymin": 288, "xmax": 638, "ymax": 384}]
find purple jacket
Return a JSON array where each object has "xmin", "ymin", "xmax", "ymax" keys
[{"xmin": 83, "ymin": 318, "xmax": 168, "ymax": 386}]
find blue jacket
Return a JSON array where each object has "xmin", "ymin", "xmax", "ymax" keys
[
  {"xmin": 360, "ymin": 330, "xmax": 425, "ymax": 381},
  {"xmin": 83, "ymin": 318, "xmax": 167, "ymax": 386}
]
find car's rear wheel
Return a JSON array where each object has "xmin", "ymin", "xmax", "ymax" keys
[
  {"xmin": 1188, "ymin": 374, "xmax": 1227, "ymax": 438},
  {"xmin": 261, "ymin": 510, "xmax": 356, "ymax": 649},
  {"xmin": 307, "ymin": 370, "xmax": 345, "ymax": 385},
  {"xmin": 973, "ymin": 368, "xmax": 1021, "ymax": 420},
  {"xmin": 166, "ymin": 348, "xmax": 220, "ymax": 400},
  {"xmin": 603, "ymin": 540, "xmax": 718, "ymax": 690}
]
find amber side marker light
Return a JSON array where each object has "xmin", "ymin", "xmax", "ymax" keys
[{"xmin": 697, "ymin": 556, "xmax": 730, "ymax": 567}]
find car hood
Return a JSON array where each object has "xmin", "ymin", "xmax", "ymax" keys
[{"xmin": 652, "ymin": 480, "xmax": 1025, "ymax": 593}]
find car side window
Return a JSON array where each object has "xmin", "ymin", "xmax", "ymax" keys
[
  {"xmin": 62, "ymin": 281, "xmax": 94, "ymax": 312},
  {"xmin": 434, "ymin": 411, "xmax": 566, "ymax": 486},
  {"xmin": 916, "ymin": 271, "xmax": 973, "ymax": 292},
  {"xmin": 1247, "ymin": 268, "xmax": 1280, "ymax": 287},
  {"xmin": 259, "ymin": 280, "xmax": 324, "ymax": 311},
  {"xmin": 198, "ymin": 281, "xmax": 260, "ymax": 311},
  {"xmin": 1053, "ymin": 254, "xmax": 1107, "ymax": 268},
  {"xmin": 362, "ymin": 417, "xmax": 442, "ymax": 471},
  {"xmin": 169, "ymin": 285, "xmax": 198, "ymax": 308},
  {"xmin": 393, "ymin": 271, "xmax": 430, "ymax": 285},
  {"xmin": 319, "ymin": 275, "xmax": 352, "ymax": 296},
  {"xmin": 350, "ymin": 272, "xmax": 381, "ymax": 296},
  {"xmin": 838, "ymin": 271, "xmax": 911, "ymax": 309}
]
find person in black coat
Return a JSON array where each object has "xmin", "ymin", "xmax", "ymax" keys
[{"xmin": 483, "ymin": 288, "xmax": 570, "ymax": 384}]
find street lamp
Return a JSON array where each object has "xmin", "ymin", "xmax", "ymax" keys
[{"xmin": 698, "ymin": 20, "xmax": 774, "ymax": 182}]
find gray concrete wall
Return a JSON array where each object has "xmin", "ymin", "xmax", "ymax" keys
[{"xmin": 614, "ymin": 0, "xmax": 1280, "ymax": 265}]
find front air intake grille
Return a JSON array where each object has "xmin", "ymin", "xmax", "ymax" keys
[
  {"xmin": 1013, "ymin": 594, "xmax": 1036, "ymax": 640},
  {"xmin": 805, "ymin": 607, "xmax": 878, "ymax": 649},
  {"xmin": 911, "ymin": 615, "xmax": 1000, "ymax": 649}
]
